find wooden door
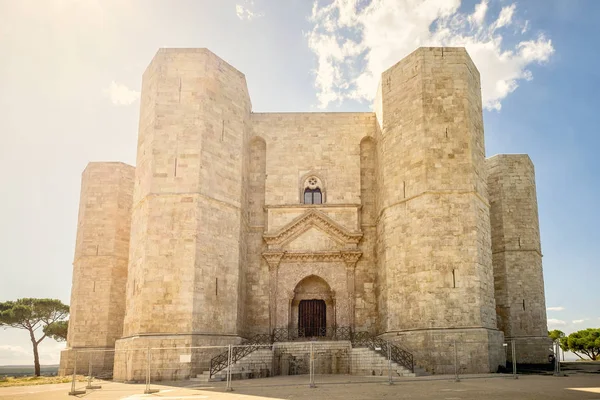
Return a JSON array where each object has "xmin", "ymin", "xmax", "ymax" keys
[{"xmin": 298, "ymin": 299, "xmax": 326, "ymax": 337}]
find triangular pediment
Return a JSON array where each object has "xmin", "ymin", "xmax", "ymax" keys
[
  {"xmin": 285, "ymin": 226, "xmax": 342, "ymax": 251},
  {"xmin": 263, "ymin": 210, "xmax": 362, "ymax": 248}
]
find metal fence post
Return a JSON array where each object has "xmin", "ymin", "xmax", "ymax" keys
[
  {"xmin": 387, "ymin": 343, "xmax": 393, "ymax": 385},
  {"xmin": 226, "ymin": 344, "xmax": 233, "ymax": 392},
  {"xmin": 309, "ymin": 342, "xmax": 316, "ymax": 388},
  {"xmin": 86, "ymin": 352, "xmax": 101, "ymax": 390},
  {"xmin": 553, "ymin": 340, "xmax": 562, "ymax": 376},
  {"xmin": 511, "ymin": 340, "xmax": 518, "ymax": 379},
  {"xmin": 144, "ymin": 347, "xmax": 159, "ymax": 394},
  {"xmin": 453, "ymin": 340, "xmax": 460, "ymax": 382},
  {"xmin": 68, "ymin": 350, "xmax": 85, "ymax": 396}
]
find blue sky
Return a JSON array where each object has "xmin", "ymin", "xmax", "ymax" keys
[{"xmin": 0, "ymin": 0, "xmax": 598, "ymax": 364}]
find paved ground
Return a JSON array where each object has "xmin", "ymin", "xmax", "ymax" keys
[{"xmin": 1, "ymin": 373, "xmax": 600, "ymax": 400}]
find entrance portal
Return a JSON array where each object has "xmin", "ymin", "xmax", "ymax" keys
[{"xmin": 299, "ymin": 299, "xmax": 326, "ymax": 337}]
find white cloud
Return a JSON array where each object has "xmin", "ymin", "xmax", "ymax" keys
[
  {"xmin": 102, "ymin": 81, "xmax": 140, "ymax": 106},
  {"xmin": 547, "ymin": 318, "xmax": 567, "ymax": 327},
  {"xmin": 469, "ymin": 0, "xmax": 488, "ymax": 26},
  {"xmin": 307, "ymin": 0, "xmax": 554, "ymax": 110},
  {"xmin": 572, "ymin": 319, "xmax": 589, "ymax": 324},
  {"xmin": 236, "ymin": 0, "xmax": 264, "ymax": 21},
  {"xmin": 547, "ymin": 306, "xmax": 565, "ymax": 311}
]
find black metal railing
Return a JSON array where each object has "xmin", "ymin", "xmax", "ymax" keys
[
  {"xmin": 209, "ymin": 334, "xmax": 272, "ymax": 377},
  {"xmin": 209, "ymin": 327, "xmax": 414, "ymax": 377},
  {"xmin": 351, "ymin": 331, "xmax": 414, "ymax": 373},
  {"xmin": 272, "ymin": 326, "xmax": 353, "ymax": 342}
]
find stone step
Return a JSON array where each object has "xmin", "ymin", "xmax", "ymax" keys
[{"xmin": 192, "ymin": 340, "xmax": 428, "ymax": 380}]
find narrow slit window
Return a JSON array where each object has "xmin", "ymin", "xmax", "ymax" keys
[{"xmin": 452, "ymin": 269, "xmax": 456, "ymax": 288}]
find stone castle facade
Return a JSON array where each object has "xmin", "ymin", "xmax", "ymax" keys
[{"xmin": 60, "ymin": 47, "xmax": 549, "ymax": 378}]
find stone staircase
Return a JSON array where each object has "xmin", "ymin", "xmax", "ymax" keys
[
  {"xmin": 274, "ymin": 341, "xmax": 350, "ymax": 375},
  {"xmin": 192, "ymin": 348, "xmax": 274, "ymax": 382},
  {"xmin": 351, "ymin": 347, "xmax": 427, "ymax": 377},
  {"xmin": 192, "ymin": 340, "xmax": 427, "ymax": 382}
]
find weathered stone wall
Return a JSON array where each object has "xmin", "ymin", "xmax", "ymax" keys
[
  {"xmin": 247, "ymin": 113, "xmax": 379, "ymax": 335},
  {"xmin": 116, "ymin": 49, "xmax": 251, "ymax": 362},
  {"xmin": 60, "ymin": 162, "xmax": 134, "ymax": 375},
  {"xmin": 374, "ymin": 47, "xmax": 503, "ymax": 372},
  {"xmin": 385, "ymin": 328, "xmax": 505, "ymax": 374},
  {"xmin": 113, "ymin": 335, "xmax": 240, "ymax": 382},
  {"xmin": 252, "ymin": 113, "xmax": 376, "ymax": 206},
  {"xmin": 487, "ymin": 154, "xmax": 549, "ymax": 363}
]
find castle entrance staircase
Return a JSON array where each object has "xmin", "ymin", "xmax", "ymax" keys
[{"xmin": 193, "ymin": 327, "xmax": 426, "ymax": 382}]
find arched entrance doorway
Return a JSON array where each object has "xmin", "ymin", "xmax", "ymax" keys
[{"xmin": 291, "ymin": 275, "xmax": 334, "ymax": 337}]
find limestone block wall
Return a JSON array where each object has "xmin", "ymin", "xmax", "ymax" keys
[
  {"xmin": 116, "ymin": 48, "xmax": 251, "ymax": 365},
  {"xmin": 251, "ymin": 112, "xmax": 375, "ymax": 207},
  {"xmin": 487, "ymin": 154, "xmax": 549, "ymax": 363},
  {"xmin": 374, "ymin": 47, "xmax": 503, "ymax": 372},
  {"xmin": 246, "ymin": 112, "xmax": 379, "ymax": 335},
  {"xmin": 385, "ymin": 328, "xmax": 505, "ymax": 374},
  {"xmin": 59, "ymin": 162, "xmax": 134, "ymax": 375}
]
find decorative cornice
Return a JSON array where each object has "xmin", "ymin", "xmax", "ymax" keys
[
  {"xmin": 263, "ymin": 250, "xmax": 363, "ymax": 263},
  {"xmin": 263, "ymin": 252, "xmax": 284, "ymax": 269},
  {"xmin": 263, "ymin": 209, "xmax": 362, "ymax": 247},
  {"xmin": 342, "ymin": 251, "xmax": 362, "ymax": 265}
]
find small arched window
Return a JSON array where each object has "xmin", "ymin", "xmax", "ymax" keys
[
  {"xmin": 303, "ymin": 176, "xmax": 323, "ymax": 204},
  {"xmin": 304, "ymin": 187, "xmax": 322, "ymax": 204}
]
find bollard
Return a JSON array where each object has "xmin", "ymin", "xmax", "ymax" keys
[
  {"xmin": 68, "ymin": 350, "xmax": 86, "ymax": 396},
  {"xmin": 86, "ymin": 353, "xmax": 102, "ymax": 390},
  {"xmin": 453, "ymin": 341, "xmax": 460, "ymax": 382},
  {"xmin": 387, "ymin": 344, "xmax": 393, "ymax": 385},
  {"xmin": 226, "ymin": 344, "xmax": 233, "ymax": 392},
  {"xmin": 511, "ymin": 340, "xmax": 518, "ymax": 379}
]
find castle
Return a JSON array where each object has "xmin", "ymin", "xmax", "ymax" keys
[{"xmin": 59, "ymin": 47, "xmax": 549, "ymax": 379}]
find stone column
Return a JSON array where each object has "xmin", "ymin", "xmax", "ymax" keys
[
  {"xmin": 263, "ymin": 252, "xmax": 284, "ymax": 333},
  {"xmin": 343, "ymin": 252, "xmax": 361, "ymax": 330},
  {"xmin": 288, "ymin": 290, "xmax": 295, "ymax": 336}
]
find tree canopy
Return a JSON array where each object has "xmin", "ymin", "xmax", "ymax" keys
[
  {"xmin": 0, "ymin": 298, "xmax": 69, "ymax": 376},
  {"xmin": 549, "ymin": 328, "xmax": 600, "ymax": 360},
  {"xmin": 566, "ymin": 328, "xmax": 600, "ymax": 360},
  {"xmin": 43, "ymin": 320, "xmax": 68, "ymax": 342}
]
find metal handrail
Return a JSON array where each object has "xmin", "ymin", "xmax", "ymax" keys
[
  {"xmin": 272, "ymin": 326, "xmax": 353, "ymax": 342},
  {"xmin": 351, "ymin": 331, "xmax": 414, "ymax": 373},
  {"xmin": 209, "ymin": 334, "xmax": 272, "ymax": 377},
  {"xmin": 209, "ymin": 327, "xmax": 414, "ymax": 377}
]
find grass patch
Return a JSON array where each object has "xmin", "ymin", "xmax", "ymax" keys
[{"xmin": 0, "ymin": 375, "xmax": 86, "ymax": 387}]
